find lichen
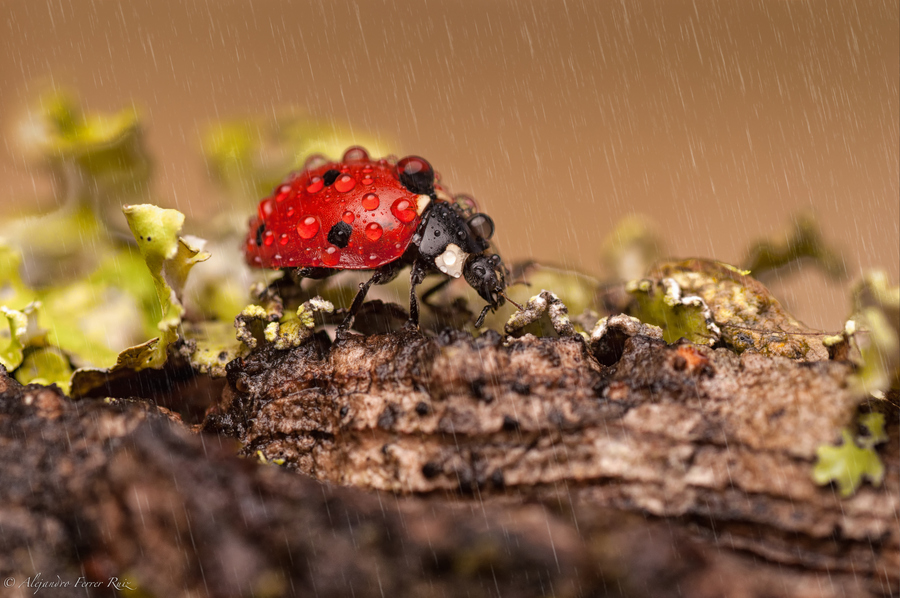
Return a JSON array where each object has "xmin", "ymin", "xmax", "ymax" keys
[
  {"xmin": 743, "ymin": 211, "xmax": 846, "ymax": 280},
  {"xmin": 505, "ymin": 290, "xmax": 579, "ymax": 337},
  {"xmin": 14, "ymin": 347, "xmax": 73, "ymax": 394},
  {"xmin": 848, "ymin": 271, "xmax": 900, "ymax": 397},
  {"xmin": 628, "ymin": 259, "xmax": 828, "ymax": 359},
  {"xmin": 813, "ymin": 413, "xmax": 887, "ymax": 497},
  {"xmin": 238, "ymin": 297, "xmax": 334, "ymax": 351}
]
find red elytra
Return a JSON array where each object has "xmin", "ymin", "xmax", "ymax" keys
[{"xmin": 245, "ymin": 150, "xmax": 428, "ymax": 270}]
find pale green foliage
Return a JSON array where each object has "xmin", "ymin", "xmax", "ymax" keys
[
  {"xmin": 202, "ymin": 113, "xmax": 391, "ymax": 205},
  {"xmin": 14, "ymin": 347, "xmax": 73, "ymax": 394},
  {"xmin": 122, "ymin": 205, "xmax": 211, "ymax": 369},
  {"xmin": 743, "ymin": 211, "xmax": 846, "ymax": 279},
  {"xmin": 813, "ymin": 413, "xmax": 887, "ymax": 497},
  {"xmin": 849, "ymin": 271, "xmax": 900, "ymax": 397},
  {"xmin": 0, "ymin": 306, "xmax": 28, "ymax": 371}
]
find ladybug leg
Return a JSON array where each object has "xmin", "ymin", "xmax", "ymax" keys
[
  {"xmin": 405, "ymin": 260, "xmax": 429, "ymax": 329},
  {"xmin": 336, "ymin": 270, "xmax": 385, "ymax": 339},
  {"xmin": 420, "ymin": 277, "xmax": 452, "ymax": 307}
]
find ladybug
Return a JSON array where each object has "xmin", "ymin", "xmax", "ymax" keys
[{"xmin": 244, "ymin": 147, "xmax": 511, "ymax": 334}]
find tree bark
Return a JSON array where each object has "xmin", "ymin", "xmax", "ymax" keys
[{"xmin": 0, "ymin": 324, "xmax": 896, "ymax": 596}]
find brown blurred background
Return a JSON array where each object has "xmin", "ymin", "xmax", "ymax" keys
[{"xmin": 1, "ymin": 0, "xmax": 897, "ymax": 330}]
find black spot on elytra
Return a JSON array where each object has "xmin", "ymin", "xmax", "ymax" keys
[
  {"xmin": 322, "ymin": 169, "xmax": 341, "ymax": 186},
  {"xmin": 255, "ymin": 223, "xmax": 265, "ymax": 246},
  {"xmin": 327, "ymin": 221, "xmax": 353, "ymax": 248}
]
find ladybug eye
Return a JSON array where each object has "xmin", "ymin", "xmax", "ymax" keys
[
  {"xmin": 396, "ymin": 156, "xmax": 435, "ymax": 195},
  {"xmin": 467, "ymin": 214, "xmax": 495, "ymax": 240}
]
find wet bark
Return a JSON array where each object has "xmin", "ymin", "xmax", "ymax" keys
[{"xmin": 0, "ymin": 325, "xmax": 896, "ymax": 597}]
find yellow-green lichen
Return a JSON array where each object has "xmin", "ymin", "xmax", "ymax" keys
[
  {"xmin": 0, "ymin": 306, "xmax": 29, "ymax": 371},
  {"xmin": 122, "ymin": 205, "xmax": 210, "ymax": 368},
  {"xmin": 848, "ymin": 271, "xmax": 899, "ymax": 397},
  {"xmin": 69, "ymin": 205, "xmax": 210, "ymax": 396},
  {"xmin": 626, "ymin": 277, "xmax": 717, "ymax": 346},
  {"xmin": 505, "ymin": 290, "xmax": 579, "ymax": 338},
  {"xmin": 202, "ymin": 113, "xmax": 391, "ymax": 205},
  {"xmin": 628, "ymin": 259, "xmax": 828, "ymax": 359},
  {"xmin": 182, "ymin": 321, "xmax": 250, "ymax": 379},
  {"xmin": 14, "ymin": 347, "xmax": 73, "ymax": 394},
  {"xmin": 813, "ymin": 413, "xmax": 887, "ymax": 497},
  {"xmin": 599, "ymin": 215, "xmax": 665, "ymax": 283},
  {"xmin": 743, "ymin": 211, "xmax": 846, "ymax": 280},
  {"xmin": 246, "ymin": 298, "xmax": 334, "ymax": 351}
]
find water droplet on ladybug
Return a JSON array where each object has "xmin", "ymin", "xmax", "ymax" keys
[
  {"xmin": 391, "ymin": 198, "xmax": 418, "ymax": 223},
  {"xmin": 322, "ymin": 246, "xmax": 341, "ymax": 266},
  {"xmin": 362, "ymin": 193, "xmax": 380, "ymax": 210},
  {"xmin": 342, "ymin": 211, "xmax": 355, "ymax": 224},
  {"xmin": 303, "ymin": 154, "xmax": 328, "ymax": 172},
  {"xmin": 279, "ymin": 234, "xmax": 289, "ymax": 246},
  {"xmin": 258, "ymin": 199, "xmax": 276, "ymax": 221},
  {"xmin": 306, "ymin": 177, "xmax": 324, "ymax": 193},
  {"xmin": 286, "ymin": 206, "xmax": 295, "ymax": 218},
  {"xmin": 367, "ymin": 253, "xmax": 380, "ymax": 264},
  {"xmin": 396, "ymin": 156, "xmax": 435, "ymax": 194},
  {"xmin": 263, "ymin": 231, "xmax": 275, "ymax": 246},
  {"xmin": 342, "ymin": 146, "xmax": 369, "ymax": 162},
  {"xmin": 365, "ymin": 222, "xmax": 383, "ymax": 241},
  {"xmin": 453, "ymin": 194, "xmax": 479, "ymax": 219},
  {"xmin": 334, "ymin": 174, "xmax": 356, "ymax": 193},
  {"xmin": 297, "ymin": 216, "xmax": 320, "ymax": 239},
  {"xmin": 361, "ymin": 176, "xmax": 374, "ymax": 185},
  {"xmin": 362, "ymin": 165, "xmax": 374, "ymax": 174},
  {"xmin": 275, "ymin": 184, "xmax": 291, "ymax": 202}
]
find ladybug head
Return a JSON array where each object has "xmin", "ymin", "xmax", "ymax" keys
[{"xmin": 464, "ymin": 253, "xmax": 507, "ymax": 326}]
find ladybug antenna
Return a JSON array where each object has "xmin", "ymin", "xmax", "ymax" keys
[
  {"xmin": 475, "ymin": 304, "xmax": 491, "ymax": 328},
  {"xmin": 499, "ymin": 290, "xmax": 523, "ymax": 311}
]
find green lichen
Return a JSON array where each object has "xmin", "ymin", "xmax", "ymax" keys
[
  {"xmin": 239, "ymin": 298, "xmax": 334, "ymax": 351},
  {"xmin": 505, "ymin": 290, "xmax": 579, "ymax": 338},
  {"xmin": 182, "ymin": 321, "xmax": 249, "ymax": 379},
  {"xmin": 202, "ymin": 113, "xmax": 391, "ymax": 205},
  {"xmin": 599, "ymin": 215, "xmax": 665, "ymax": 282},
  {"xmin": 19, "ymin": 89, "xmax": 151, "ymax": 196},
  {"xmin": 628, "ymin": 259, "xmax": 828, "ymax": 359},
  {"xmin": 0, "ymin": 306, "xmax": 29, "ymax": 371},
  {"xmin": 626, "ymin": 277, "xmax": 717, "ymax": 345},
  {"xmin": 123, "ymin": 204, "xmax": 210, "ymax": 367},
  {"xmin": 743, "ymin": 211, "xmax": 846, "ymax": 280},
  {"xmin": 813, "ymin": 413, "xmax": 887, "ymax": 497},
  {"xmin": 69, "ymin": 205, "xmax": 210, "ymax": 396},
  {"xmin": 14, "ymin": 347, "xmax": 73, "ymax": 394},
  {"xmin": 849, "ymin": 271, "xmax": 899, "ymax": 397}
]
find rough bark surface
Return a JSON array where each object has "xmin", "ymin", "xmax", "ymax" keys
[
  {"xmin": 208, "ymin": 329, "xmax": 899, "ymax": 596},
  {"xmin": 1, "ymin": 328, "xmax": 897, "ymax": 596}
]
